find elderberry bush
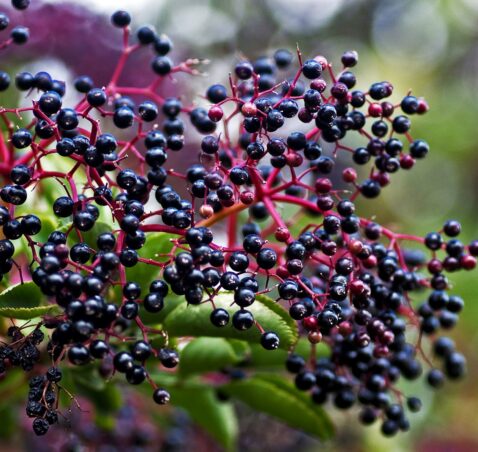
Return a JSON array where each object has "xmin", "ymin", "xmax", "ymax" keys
[{"xmin": 0, "ymin": 1, "xmax": 476, "ymax": 444}]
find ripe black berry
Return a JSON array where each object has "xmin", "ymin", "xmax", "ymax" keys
[
  {"xmin": 302, "ymin": 60, "xmax": 322, "ymax": 79},
  {"xmin": 32, "ymin": 418, "xmax": 49, "ymax": 436},
  {"xmin": 112, "ymin": 10, "xmax": 131, "ymax": 27},
  {"xmin": 11, "ymin": 26, "xmax": 29, "ymax": 45},
  {"xmin": 232, "ymin": 310, "xmax": 254, "ymax": 330},
  {"xmin": 210, "ymin": 308, "xmax": 230, "ymax": 327},
  {"xmin": 261, "ymin": 331, "xmax": 280, "ymax": 350},
  {"xmin": 68, "ymin": 344, "xmax": 90, "ymax": 365},
  {"xmin": 153, "ymin": 388, "xmax": 170, "ymax": 405},
  {"xmin": 113, "ymin": 351, "xmax": 134, "ymax": 373}
]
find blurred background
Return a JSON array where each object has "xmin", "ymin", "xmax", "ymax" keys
[{"xmin": 2, "ymin": 0, "xmax": 478, "ymax": 450}]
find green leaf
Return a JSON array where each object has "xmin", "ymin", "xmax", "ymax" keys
[
  {"xmin": 222, "ymin": 374, "xmax": 334, "ymax": 441},
  {"xmin": 0, "ymin": 369, "xmax": 27, "ymax": 401},
  {"xmin": 228, "ymin": 339, "xmax": 251, "ymax": 358},
  {"xmin": 70, "ymin": 364, "xmax": 107, "ymax": 392},
  {"xmin": 148, "ymin": 332, "xmax": 171, "ymax": 350},
  {"xmin": 0, "ymin": 281, "xmax": 58, "ymax": 319},
  {"xmin": 246, "ymin": 338, "xmax": 329, "ymax": 369},
  {"xmin": 63, "ymin": 366, "xmax": 122, "ymax": 422},
  {"xmin": 87, "ymin": 382, "xmax": 122, "ymax": 414},
  {"xmin": 0, "ymin": 306, "xmax": 60, "ymax": 319},
  {"xmin": 125, "ymin": 232, "xmax": 177, "ymax": 289},
  {"xmin": 0, "ymin": 281, "xmax": 44, "ymax": 308},
  {"xmin": 0, "ymin": 405, "xmax": 15, "ymax": 439},
  {"xmin": 178, "ymin": 336, "xmax": 315, "ymax": 375},
  {"xmin": 150, "ymin": 370, "xmax": 180, "ymax": 388},
  {"xmin": 34, "ymin": 214, "xmax": 57, "ymax": 244},
  {"xmin": 159, "ymin": 292, "xmax": 298, "ymax": 349},
  {"xmin": 167, "ymin": 385, "xmax": 238, "ymax": 451},
  {"xmin": 64, "ymin": 221, "xmax": 112, "ymax": 250},
  {"xmin": 179, "ymin": 337, "xmax": 249, "ymax": 377}
]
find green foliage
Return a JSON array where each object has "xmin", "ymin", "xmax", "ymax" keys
[
  {"xmin": 0, "ymin": 371, "xmax": 25, "ymax": 439},
  {"xmin": 125, "ymin": 232, "xmax": 177, "ymax": 289},
  {"xmin": 0, "ymin": 281, "xmax": 59, "ymax": 319},
  {"xmin": 178, "ymin": 337, "xmax": 248, "ymax": 377},
  {"xmin": 62, "ymin": 366, "xmax": 122, "ymax": 431},
  {"xmin": 167, "ymin": 385, "xmax": 238, "ymax": 451},
  {"xmin": 247, "ymin": 337, "xmax": 329, "ymax": 369},
  {"xmin": 0, "ymin": 405, "xmax": 15, "ymax": 439},
  {"xmin": 157, "ymin": 292, "xmax": 298, "ymax": 349},
  {"xmin": 62, "ymin": 220, "xmax": 112, "ymax": 249},
  {"xmin": 222, "ymin": 374, "xmax": 334, "ymax": 441}
]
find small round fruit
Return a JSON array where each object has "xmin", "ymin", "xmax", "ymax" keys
[{"xmin": 260, "ymin": 331, "xmax": 280, "ymax": 350}]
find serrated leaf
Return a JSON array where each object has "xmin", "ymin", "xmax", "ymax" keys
[
  {"xmin": 159, "ymin": 292, "xmax": 298, "ymax": 349},
  {"xmin": 167, "ymin": 385, "xmax": 238, "ymax": 451},
  {"xmin": 0, "ymin": 281, "xmax": 43, "ymax": 308},
  {"xmin": 222, "ymin": 374, "xmax": 334, "ymax": 441},
  {"xmin": 0, "ymin": 305, "xmax": 60, "ymax": 319},
  {"xmin": 179, "ymin": 337, "xmax": 249, "ymax": 377},
  {"xmin": 0, "ymin": 281, "xmax": 57, "ymax": 319}
]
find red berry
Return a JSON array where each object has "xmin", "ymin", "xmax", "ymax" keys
[
  {"xmin": 302, "ymin": 315, "xmax": 318, "ymax": 331},
  {"xmin": 208, "ymin": 105, "xmax": 223, "ymax": 122},
  {"xmin": 275, "ymin": 227, "xmax": 290, "ymax": 242},
  {"xmin": 349, "ymin": 279, "xmax": 366, "ymax": 295},
  {"xmin": 363, "ymin": 255, "xmax": 378, "ymax": 268},
  {"xmin": 375, "ymin": 172, "xmax": 390, "ymax": 187},
  {"xmin": 342, "ymin": 167, "xmax": 357, "ymax": 183},
  {"xmin": 276, "ymin": 265, "xmax": 289, "ymax": 279},
  {"xmin": 400, "ymin": 154, "xmax": 415, "ymax": 169},
  {"xmin": 368, "ymin": 103, "xmax": 382, "ymax": 117},
  {"xmin": 308, "ymin": 330, "xmax": 322, "ymax": 343},
  {"xmin": 315, "ymin": 178, "xmax": 332, "ymax": 194},
  {"xmin": 338, "ymin": 321, "xmax": 353, "ymax": 336},
  {"xmin": 348, "ymin": 239, "xmax": 363, "ymax": 254},
  {"xmin": 461, "ymin": 255, "xmax": 477, "ymax": 270},
  {"xmin": 241, "ymin": 102, "xmax": 257, "ymax": 117},
  {"xmin": 313, "ymin": 55, "xmax": 328, "ymax": 70},
  {"xmin": 199, "ymin": 204, "xmax": 214, "ymax": 219},
  {"xmin": 310, "ymin": 79, "xmax": 326, "ymax": 92},
  {"xmin": 286, "ymin": 153, "xmax": 303, "ymax": 167},
  {"xmin": 417, "ymin": 98, "xmax": 429, "ymax": 114},
  {"xmin": 427, "ymin": 258, "xmax": 443, "ymax": 274},
  {"xmin": 240, "ymin": 191, "xmax": 254, "ymax": 205}
]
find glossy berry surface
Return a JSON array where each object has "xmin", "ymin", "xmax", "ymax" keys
[{"xmin": 0, "ymin": 2, "xmax": 474, "ymax": 444}]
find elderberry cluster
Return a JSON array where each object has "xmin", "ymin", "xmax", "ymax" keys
[
  {"xmin": 0, "ymin": 326, "xmax": 43, "ymax": 373},
  {"xmin": 27, "ymin": 369, "xmax": 61, "ymax": 436},
  {"xmin": 0, "ymin": 2, "xmax": 475, "ymax": 439}
]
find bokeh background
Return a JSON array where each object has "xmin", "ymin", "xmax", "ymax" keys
[{"xmin": 2, "ymin": 0, "xmax": 478, "ymax": 450}]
